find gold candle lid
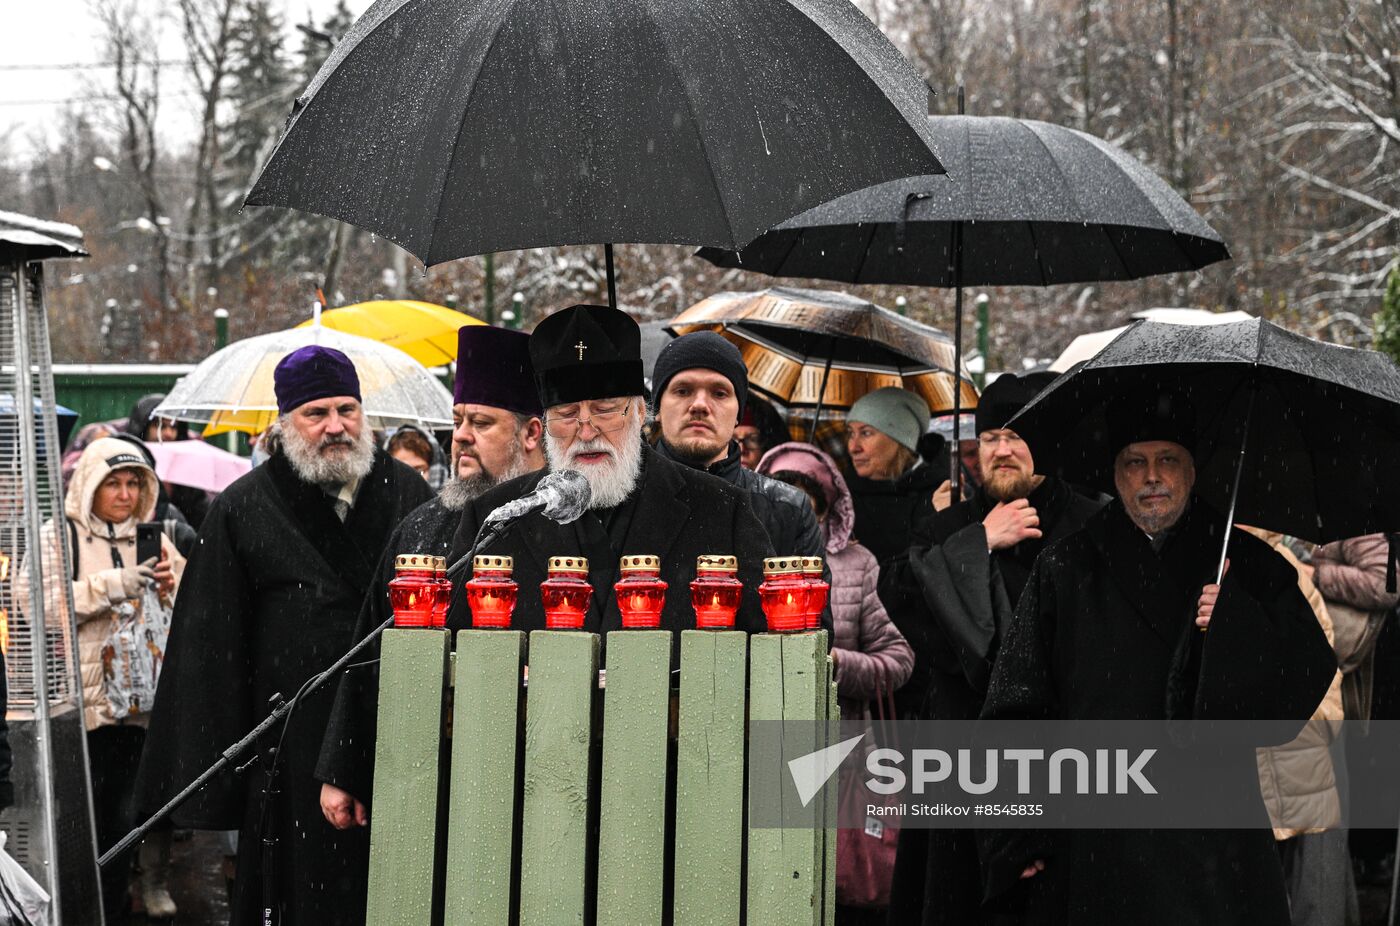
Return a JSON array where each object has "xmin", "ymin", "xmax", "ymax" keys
[
  {"xmin": 696, "ymin": 554, "xmax": 738, "ymax": 572},
  {"xmin": 547, "ymin": 555, "xmax": 589, "ymax": 575},
  {"xmin": 800, "ymin": 556, "xmax": 824, "ymax": 575},
  {"xmin": 762, "ymin": 556, "xmax": 804, "ymax": 576},
  {"xmin": 394, "ymin": 553, "xmax": 435, "ymax": 571},
  {"xmin": 619, "ymin": 554, "xmax": 661, "ymax": 572},
  {"xmin": 473, "ymin": 554, "xmax": 514, "ymax": 572}
]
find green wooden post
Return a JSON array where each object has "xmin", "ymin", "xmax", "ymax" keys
[
  {"xmin": 365, "ymin": 628, "xmax": 450, "ymax": 926},
  {"xmin": 823, "ymin": 672, "xmax": 838, "ymax": 926},
  {"xmin": 445, "ymin": 630, "xmax": 525, "ymax": 926},
  {"xmin": 519, "ymin": 631, "xmax": 598, "ymax": 926},
  {"xmin": 596, "ymin": 631, "xmax": 672, "ymax": 926},
  {"xmin": 673, "ymin": 630, "xmax": 747, "ymax": 926},
  {"xmin": 747, "ymin": 632, "xmax": 824, "ymax": 926},
  {"xmin": 809, "ymin": 643, "xmax": 829, "ymax": 926}
]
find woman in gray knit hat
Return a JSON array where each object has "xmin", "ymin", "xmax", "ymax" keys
[{"xmin": 843, "ymin": 387, "xmax": 934, "ymax": 569}]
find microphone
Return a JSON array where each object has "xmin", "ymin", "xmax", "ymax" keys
[
  {"xmin": 482, "ymin": 469, "xmax": 592, "ymax": 529},
  {"xmin": 446, "ymin": 470, "xmax": 592, "ymax": 582}
]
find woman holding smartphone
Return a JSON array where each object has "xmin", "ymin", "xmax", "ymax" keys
[{"xmin": 18, "ymin": 436, "xmax": 185, "ymax": 920}]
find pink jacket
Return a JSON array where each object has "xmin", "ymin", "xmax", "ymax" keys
[{"xmin": 757, "ymin": 442, "xmax": 913, "ymax": 708}]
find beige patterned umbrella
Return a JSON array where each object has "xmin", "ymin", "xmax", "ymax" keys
[{"xmin": 666, "ymin": 287, "xmax": 977, "ymax": 418}]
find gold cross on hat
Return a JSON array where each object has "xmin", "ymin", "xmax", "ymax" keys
[{"xmin": 575, "ymin": 340, "xmax": 588, "ymax": 361}]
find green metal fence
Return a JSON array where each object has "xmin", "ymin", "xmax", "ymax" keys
[{"xmin": 368, "ymin": 628, "xmax": 838, "ymax": 926}]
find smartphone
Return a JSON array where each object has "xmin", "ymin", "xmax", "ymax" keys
[{"xmin": 136, "ymin": 522, "xmax": 163, "ymax": 565}]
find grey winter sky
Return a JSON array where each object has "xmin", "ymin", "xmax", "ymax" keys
[{"xmin": 1, "ymin": 0, "xmax": 369, "ymax": 154}]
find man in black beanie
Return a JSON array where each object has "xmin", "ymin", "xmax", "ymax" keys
[
  {"xmin": 884, "ymin": 371, "xmax": 1104, "ymax": 926},
  {"xmin": 651, "ymin": 332, "xmax": 826, "ymax": 592}
]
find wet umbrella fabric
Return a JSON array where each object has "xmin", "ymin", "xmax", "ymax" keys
[
  {"xmin": 666, "ymin": 287, "xmax": 977, "ymax": 416},
  {"xmin": 244, "ymin": 0, "xmax": 945, "ymax": 266},
  {"xmin": 146, "ymin": 440, "xmax": 251, "ymax": 494},
  {"xmin": 1007, "ymin": 318, "xmax": 1400, "ymax": 547},
  {"xmin": 697, "ymin": 115, "xmax": 1229, "ymax": 285}
]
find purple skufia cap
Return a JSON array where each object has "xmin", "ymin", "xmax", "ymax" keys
[
  {"xmin": 454, "ymin": 326, "xmax": 543, "ymax": 417},
  {"xmin": 274, "ymin": 345, "xmax": 362, "ymax": 414}
]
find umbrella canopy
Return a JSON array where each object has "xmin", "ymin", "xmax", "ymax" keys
[
  {"xmin": 295, "ymin": 300, "xmax": 483, "ymax": 367},
  {"xmin": 0, "ymin": 395, "xmax": 79, "ymax": 455},
  {"xmin": 697, "ymin": 115, "xmax": 1229, "ymax": 285},
  {"xmin": 146, "ymin": 440, "xmax": 251, "ymax": 494},
  {"xmin": 244, "ymin": 0, "xmax": 944, "ymax": 265},
  {"xmin": 154, "ymin": 325, "xmax": 453, "ymax": 436},
  {"xmin": 1009, "ymin": 318, "xmax": 1400, "ymax": 546},
  {"xmin": 1050, "ymin": 308, "xmax": 1255, "ymax": 372},
  {"xmin": 667, "ymin": 287, "xmax": 977, "ymax": 413}
]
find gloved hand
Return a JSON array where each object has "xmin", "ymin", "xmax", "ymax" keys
[{"xmin": 119, "ymin": 561, "xmax": 157, "ymax": 598}]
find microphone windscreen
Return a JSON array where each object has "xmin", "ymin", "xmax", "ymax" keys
[{"xmin": 540, "ymin": 469, "xmax": 591, "ymax": 524}]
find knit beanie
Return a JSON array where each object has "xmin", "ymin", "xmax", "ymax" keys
[
  {"xmin": 652, "ymin": 332, "xmax": 749, "ymax": 407},
  {"xmin": 846, "ymin": 387, "xmax": 930, "ymax": 452}
]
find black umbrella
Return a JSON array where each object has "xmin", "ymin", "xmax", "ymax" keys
[
  {"xmin": 1006, "ymin": 318, "xmax": 1400, "ymax": 580},
  {"xmin": 245, "ymin": 0, "xmax": 946, "ymax": 307},
  {"xmin": 698, "ymin": 110, "xmax": 1231, "ymax": 487}
]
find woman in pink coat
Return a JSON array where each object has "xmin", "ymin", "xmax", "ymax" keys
[{"xmin": 757, "ymin": 441, "xmax": 913, "ymax": 714}]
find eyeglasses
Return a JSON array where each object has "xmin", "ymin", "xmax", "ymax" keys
[
  {"xmin": 738, "ymin": 435, "xmax": 763, "ymax": 451},
  {"xmin": 978, "ymin": 433, "xmax": 1026, "ymax": 448},
  {"xmin": 545, "ymin": 402, "xmax": 631, "ymax": 437}
]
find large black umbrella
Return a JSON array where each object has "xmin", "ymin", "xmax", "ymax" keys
[
  {"xmin": 697, "ymin": 114, "xmax": 1228, "ymax": 285},
  {"xmin": 245, "ymin": 0, "xmax": 945, "ymax": 306},
  {"xmin": 698, "ymin": 112, "xmax": 1230, "ymax": 485},
  {"xmin": 1007, "ymin": 319, "xmax": 1400, "ymax": 576}
]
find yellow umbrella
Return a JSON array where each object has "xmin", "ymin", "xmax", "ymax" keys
[{"xmin": 296, "ymin": 300, "xmax": 484, "ymax": 366}]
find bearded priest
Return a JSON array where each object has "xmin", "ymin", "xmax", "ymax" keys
[
  {"xmin": 134, "ymin": 345, "xmax": 433, "ymax": 926},
  {"xmin": 444, "ymin": 303, "xmax": 775, "ymax": 637}
]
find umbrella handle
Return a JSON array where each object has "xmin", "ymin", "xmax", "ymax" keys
[{"xmin": 1213, "ymin": 378, "xmax": 1258, "ymax": 586}]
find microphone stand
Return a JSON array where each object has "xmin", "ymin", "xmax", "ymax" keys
[{"xmin": 100, "ymin": 515, "xmax": 514, "ymax": 910}]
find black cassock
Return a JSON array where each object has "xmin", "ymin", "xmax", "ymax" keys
[
  {"xmin": 134, "ymin": 449, "xmax": 433, "ymax": 926},
  {"xmin": 977, "ymin": 498, "xmax": 1336, "ymax": 926},
  {"xmin": 317, "ymin": 446, "xmax": 774, "ymax": 804},
  {"xmin": 885, "ymin": 477, "xmax": 1102, "ymax": 926},
  {"xmin": 315, "ymin": 494, "xmax": 460, "ymax": 805}
]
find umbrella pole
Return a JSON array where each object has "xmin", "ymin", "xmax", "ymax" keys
[
  {"xmin": 810, "ymin": 349, "xmax": 834, "ymax": 444},
  {"xmin": 1214, "ymin": 380, "xmax": 1258, "ymax": 585},
  {"xmin": 605, "ymin": 243, "xmax": 617, "ymax": 311},
  {"xmin": 950, "ymin": 86, "xmax": 967, "ymax": 496}
]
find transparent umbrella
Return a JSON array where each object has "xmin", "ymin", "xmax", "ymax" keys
[{"xmin": 154, "ymin": 322, "xmax": 453, "ymax": 435}]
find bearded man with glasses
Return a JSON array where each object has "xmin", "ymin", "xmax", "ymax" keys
[
  {"xmin": 884, "ymin": 372, "xmax": 1104, "ymax": 926},
  {"xmin": 442, "ymin": 304, "xmax": 774, "ymax": 639}
]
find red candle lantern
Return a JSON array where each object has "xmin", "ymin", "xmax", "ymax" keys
[
  {"xmin": 541, "ymin": 556, "xmax": 592, "ymax": 630},
  {"xmin": 431, "ymin": 555, "xmax": 451, "ymax": 628},
  {"xmin": 758, "ymin": 556, "xmax": 809, "ymax": 634},
  {"xmin": 690, "ymin": 554, "xmax": 742, "ymax": 630},
  {"xmin": 800, "ymin": 556, "xmax": 828, "ymax": 631},
  {"xmin": 388, "ymin": 554, "xmax": 436, "ymax": 628},
  {"xmin": 614, "ymin": 555, "xmax": 667, "ymax": 629},
  {"xmin": 464, "ymin": 554, "xmax": 517, "ymax": 629}
]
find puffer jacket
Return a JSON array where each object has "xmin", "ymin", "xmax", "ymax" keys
[
  {"xmin": 17, "ymin": 437, "xmax": 185, "ymax": 731},
  {"xmin": 1246, "ymin": 527, "xmax": 1344, "ymax": 839},
  {"xmin": 1313, "ymin": 533, "xmax": 1399, "ymax": 722},
  {"xmin": 757, "ymin": 442, "xmax": 913, "ymax": 715}
]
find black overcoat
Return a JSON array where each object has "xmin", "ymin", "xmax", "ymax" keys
[
  {"xmin": 134, "ymin": 448, "xmax": 432, "ymax": 926},
  {"xmin": 885, "ymin": 477, "xmax": 1102, "ymax": 926},
  {"xmin": 316, "ymin": 494, "xmax": 462, "ymax": 805},
  {"xmin": 976, "ymin": 498, "xmax": 1336, "ymax": 926}
]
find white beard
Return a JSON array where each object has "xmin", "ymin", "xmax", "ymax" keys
[
  {"xmin": 279, "ymin": 420, "xmax": 376, "ymax": 487},
  {"xmin": 544, "ymin": 414, "xmax": 643, "ymax": 510},
  {"xmin": 440, "ymin": 433, "xmax": 532, "ymax": 511}
]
